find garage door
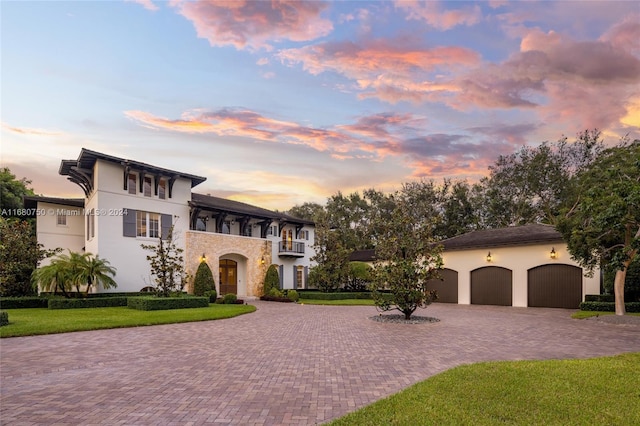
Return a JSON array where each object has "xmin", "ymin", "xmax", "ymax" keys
[
  {"xmin": 471, "ymin": 266, "xmax": 512, "ymax": 306},
  {"xmin": 528, "ymin": 264, "xmax": 582, "ymax": 309},
  {"xmin": 427, "ymin": 268, "xmax": 458, "ymax": 303}
]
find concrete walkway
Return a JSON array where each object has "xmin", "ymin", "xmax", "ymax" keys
[{"xmin": 1, "ymin": 302, "xmax": 639, "ymax": 425}]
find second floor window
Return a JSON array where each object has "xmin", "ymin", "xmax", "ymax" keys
[
  {"xmin": 57, "ymin": 213, "xmax": 66, "ymax": 226},
  {"xmin": 143, "ymin": 176, "xmax": 152, "ymax": 197},
  {"xmin": 137, "ymin": 211, "xmax": 160, "ymax": 238},
  {"xmin": 158, "ymin": 179, "xmax": 166, "ymax": 199},
  {"xmin": 128, "ymin": 173, "xmax": 137, "ymax": 194}
]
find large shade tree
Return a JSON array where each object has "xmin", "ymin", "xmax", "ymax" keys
[{"xmin": 557, "ymin": 138, "xmax": 640, "ymax": 315}]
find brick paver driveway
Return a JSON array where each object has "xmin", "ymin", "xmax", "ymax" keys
[{"xmin": 2, "ymin": 302, "xmax": 639, "ymax": 425}]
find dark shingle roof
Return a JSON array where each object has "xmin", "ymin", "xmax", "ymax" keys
[
  {"xmin": 60, "ymin": 148, "xmax": 207, "ymax": 188},
  {"xmin": 190, "ymin": 193, "xmax": 313, "ymax": 225},
  {"xmin": 348, "ymin": 249, "xmax": 376, "ymax": 262},
  {"xmin": 23, "ymin": 195, "xmax": 85, "ymax": 210},
  {"xmin": 441, "ymin": 224, "xmax": 563, "ymax": 251}
]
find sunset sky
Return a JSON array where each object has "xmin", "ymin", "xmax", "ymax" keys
[{"xmin": 2, "ymin": 1, "xmax": 639, "ymax": 210}]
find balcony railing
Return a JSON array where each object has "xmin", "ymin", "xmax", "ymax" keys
[{"xmin": 278, "ymin": 241, "xmax": 305, "ymax": 257}]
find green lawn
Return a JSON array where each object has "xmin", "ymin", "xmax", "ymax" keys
[
  {"xmin": 329, "ymin": 352, "xmax": 640, "ymax": 426},
  {"xmin": 0, "ymin": 304, "xmax": 255, "ymax": 338},
  {"xmin": 299, "ymin": 299, "xmax": 376, "ymax": 306},
  {"xmin": 572, "ymin": 310, "xmax": 640, "ymax": 319}
]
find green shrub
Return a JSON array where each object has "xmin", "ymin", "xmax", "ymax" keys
[
  {"xmin": 585, "ymin": 294, "xmax": 615, "ymax": 302},
  {"xmin": 222, "ymin": 293, "xmax": 238, "ymax": 304},
  {"xmin": 580, "ymin": 301, "xmax": 640, "ymax": 312},
  {"xmin": 48, "ymin": 297, "xmax": 128, "ymax": 309},
  {"xmin": 0, "ymin": 296, "xmax": 49, "ymax": 309},
  {"xmin": 298, "ymin": 291, "xmax": 373, "ymax": 300},
  {"xmin": 193, "ymin": 261, "xmax": 215, "ymax": 296},
  {"xmin": 127, "ymin": 297, "xmax": 209, "ymax": 311},
  {"xmin": 345, "ymin": 262, "xmax": 372, "ymax": 291},
  {"xmin": 204, "ymin": 289, "xmax": 217, "ymax": 303},
  {"xmin": 0, "ymin": 311, "xmax": 8, "ymax": 326},
  {"xmin": 268, "ymin": 287, "xmax": 284, "ymax": 298},
  {"xmin": 260, "ymin": 294, "xmax": 293, "ymax": 303},
  {"xmin": 287, "ymin": 289, "xmax": 299, "ymax": 302},
  {"xmin": 263, "ymin": 264, "xmax": 280, "ymax": 295}
]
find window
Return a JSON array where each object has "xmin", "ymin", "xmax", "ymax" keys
[
  {"xmin": 143, "ymin": 176, "xmax": 152, "ymax": 197},
  {"xmin": 136, "ymin": 211, "xmax": 160, "ymax": 238},
  {"xmin": 196, "ymin": 217, "xmax": 206, "ymax": 231},
  {"xmin": 296, "ymin": 266, "xmax": 304, "ymax": 289},
  {"xmin": 158, "ymin": 179, "xmax": 166, "ymax": 200},
  {"xmin": 89, "ymin": 209, "xmax": 95, "ymax": 239},
  {"xmin": 268, "ymin": 225, "xmax": 278, "ymax": 236},
  {"xmin": 57, "ymin": 213, "xmax": 67, "ymax": 226},
  {"xmin": 299, "ymin": 230, "xmax": 309, "ymax": 240},
  {"xmin": 222, "ymin": 221, "xmax": 231, "ymax": 234},
  {"xmin": 128, "ymin": 173, "xmax": 137, "ymax": 194}
]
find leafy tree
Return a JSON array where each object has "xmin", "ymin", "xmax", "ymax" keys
[
  {"xmin": 370, "ymin": 194, "xmax": 443, "ymax": 319},
  {"xmin": 141, "ymin": 226, "xmax": 187, "ymax": 297},
  {"xmin": 479, "ymin": 130, "xmax": 604, "ymax": 227},
  {"xmin": 310, "ymin": 209, "xmax": 351, "ymax": 292},
  {"xmin": 557, "ymin": 138, "xmax": 640, "ymax": 315},
  {"xmin": 439, "ymin": 179, "xmax": 480, "ymax": 238},
  {"xmin": 287, "ymin": 202, "xmax": 324, "ymax": 221},
  {"xmin": 263, "ymin": 264, "xmax": 280, "ymax": 294},
  {"xmin": 193, "ymin": 261, "xmax": 215, "ymax": 296},
  {"xmin": 0, "ymin": 167, "xmax": 35, "ymax": 212},
  {"xmin": 345, "ymin": 261, "xmax": 372, "ymax": 292},
  {"xmin": 0, "ymin": 218, "xmax": 59, "ymax": 296}
]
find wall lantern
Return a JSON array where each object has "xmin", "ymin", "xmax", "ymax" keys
[
  {"xmin": 550, "ymin": 247, "xmax": 557, "ymax": 259},
  {"xmin": 486, "ymin": 251, "xmax": 492, "ymax": 262},
  {"xmin": 261, "ymin": 256, "xmax": 265, "ymax": 265},
  {"xmin": 200, "ymin": 253, "xmax": 206, "ymax": 263}
]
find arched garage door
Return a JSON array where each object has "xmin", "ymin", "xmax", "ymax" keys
[
  {"xmin": 427, "ymin": 268, "xmax": 458, "ymax": 303},
  {"xmin": 471, "ymin": 267, "xmax": 512, "ymax": 306},
  {"xmin": 528, "ymin": 264, "xmax": 582, "ymax": 309}
]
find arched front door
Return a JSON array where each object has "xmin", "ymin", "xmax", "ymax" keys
[{"xmin": 219, "ymin": 259, "xmax": 237, "ymax": 295}]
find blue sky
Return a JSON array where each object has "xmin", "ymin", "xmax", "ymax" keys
[{"xmin": 2, "ymin": 1, "xmax": 639, "ymax": 210}]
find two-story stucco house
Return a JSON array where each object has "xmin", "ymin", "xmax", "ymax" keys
[{"xmin": 25, "ymin": 148, "xmax": 315, "ymax": 297}]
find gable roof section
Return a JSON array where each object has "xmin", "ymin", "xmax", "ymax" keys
[
  {"xmin": 59, "ymin": 148, "xmax": 207, "ymax": 189},
  {"xmin": 441, "ymin": 224, "xmax": 563, "ymax": 251},
  {"xmin": 190, "ymin": 192, "xmax": 314, "ymax": 225}
]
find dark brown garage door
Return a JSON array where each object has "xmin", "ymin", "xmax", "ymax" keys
[
  {"xmin": 471, "ymin": 266, "xmax": 512, "ymax": 306},
  {"xmin": 528, "ymin": 264, "xmax": 582, "ymax": 309},
  {"xmin": 427, "ymin": 268, "xmax": 458, "ymax": 303}
]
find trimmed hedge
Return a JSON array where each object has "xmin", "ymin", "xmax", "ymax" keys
[
  {"xmin": 298, "ymin": 291, "xmax": 373, "ymax": 300},
  {"xmin": 127, "ymin": 297, "xmax": 209, "ymax": 311},
  {"xmin": 0, "ymin": 311, "xmax": 8, "ymax": 326},
  {"xmin": 0, "ymin": 297, "xmax": 49, "ymax": 309},
  {"xmin": 584, "ymin": 294, "xmax": 615, "ymax": 302},
  {"xmin": 260, "ymin": 295, "xmax": 294, "ymax": 303},
  {"xmin": 49, "ymin": 297, "xmax": 129, "ymax": 309},
  {"xmin": 579, "ymin": 301, "xmax": 640, "ymax": 312}
]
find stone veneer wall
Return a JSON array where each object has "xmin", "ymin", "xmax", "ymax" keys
[{"xmin": 185, "ymin": 231, "xmax": 272, "ymax": 297}]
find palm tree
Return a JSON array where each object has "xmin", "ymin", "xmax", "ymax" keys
[
  {"xmin": 77, "ymin": 254, "xmax": 117, "ymax": 294},
  {"xmin": 31, "ymin": 258, "xmax": 72, "ymax": 297}
]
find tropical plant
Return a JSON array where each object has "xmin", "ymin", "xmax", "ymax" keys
[
  {"xmin": 76, "ymin": 254, "xmax": 117, "ymax": 294},
  {"xmin": 31, "ymin": 256, "xmax": 73, "ymax": 297}
]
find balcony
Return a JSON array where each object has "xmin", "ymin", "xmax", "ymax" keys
[{"xmin": 278, "ymin": 241, "xmax": 305, "ymax": 258}]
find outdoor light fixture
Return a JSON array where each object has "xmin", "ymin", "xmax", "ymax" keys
[
  {"xmin": 261, "ymin": 256, "xmax": 265, "ymax": 265},
  {"xmin": 550, "ymin": 247, "xmax": 557, "ymax": 259},
  {"xmin": 200, "ymin": 253, "xmax": 206, "ymax": 263},
  {"xmin": 486, "ymin": 251, "xmax": 492, "ymax": 262}
]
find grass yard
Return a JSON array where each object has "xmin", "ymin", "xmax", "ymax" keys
[
  {"xmin": 0, "ymin": 304, "xmax": 255, "ymax": 338},
  {"xmin": 329, "ymin": 352, "xmax": 640, "ymax": 426},
  {"xmin": 572, "ymin": 311, "xmax": 640, "ymax": 319},
  {"xmin": 299, "ymin": 299, "xmax": 376, "ymax": 306}
]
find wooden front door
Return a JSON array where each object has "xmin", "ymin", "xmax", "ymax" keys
[{"xmin": 219, "ymin": 259, "xmax": 237, "ymax": 295}]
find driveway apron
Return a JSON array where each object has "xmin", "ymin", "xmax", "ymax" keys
[{"xmin": 1, "ymin": 302, "xmax": 639, "ymax": 425}]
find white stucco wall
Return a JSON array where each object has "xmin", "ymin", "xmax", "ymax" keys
[
  {"xmin": 36, "ymin": 202, "xmax": 85, "ymax": 267},
  {"xmin": 89, "ymin": 160, "xmax": 192, "ymax": 292},
  {"xmin": 442, "ymin": 243, "xmax": 600, "ymax": 307}
]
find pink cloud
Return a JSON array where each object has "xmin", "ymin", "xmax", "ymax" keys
[
  {"xmin": 600, "ymin": 14, "xmax": 640, "ymax": 55},
  {"xmin": 126, "ymin": 0, "xmax": 159, "ymax": 12},
  {"xmin": 2, "ymin": 122, "xmax": 63, "ymax": 136},
  {"xmin": 170, "ymin": 0, "xmax": 333, "ymax": 51},
  {"xmin": 395, "ymin": 0, "xmax": 482, "ymax": 30}
]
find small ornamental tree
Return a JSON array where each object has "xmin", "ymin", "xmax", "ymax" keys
[
  {"xmin": 370, "ymin": 195, "xmax": 443, "ymax": 320},
  {"xmin": 141, "ymin": 226, "xmax": 187, "ymax": 297},
  {"xmin": 345, "ymin": 261, "xmax": 372, "ymax": 291},
  {"xmin": 193, "ymin": 261, "xmax": 215, "ymax": 296},
  {"xmin": 263, "ymin": 264, "xmax": 280, "ymax": 295}
]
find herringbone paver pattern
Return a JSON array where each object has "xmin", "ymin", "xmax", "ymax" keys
[{"xmin": 1, "ymin": 302, "xmax": 639, "ymax": 425}]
